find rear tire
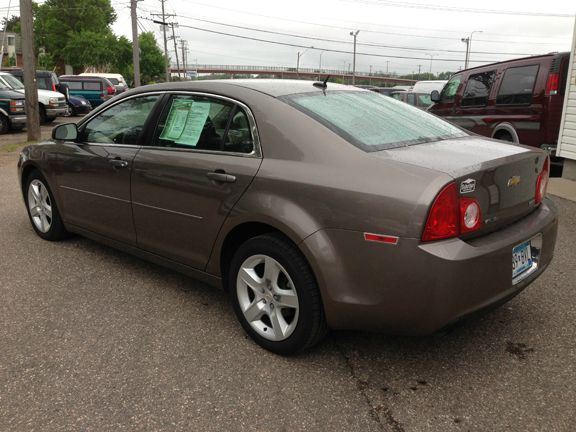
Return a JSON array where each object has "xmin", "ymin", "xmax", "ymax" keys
[
  {"xmin": 39, "ymin": 105, "xmax": 47, "ymax": 124},
  {"xmin": 228, "ymin": 233, "xmax": 327, "ymax": 355},
  {"xmin": 24, "ymin": 170, "xmax": 69, "ymax": 241},
  {"xmin": 0, "ymin": 114, "xmax": 9, "ymax": 134}
]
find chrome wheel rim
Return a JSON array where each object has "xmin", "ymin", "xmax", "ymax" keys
[
  {"xmin": 236, "ymin": 254, "xmax": 300, "ymax": 341},
  {"xmin": 27, "ymin": 179, "xmax": 52, "ymax": 233}
]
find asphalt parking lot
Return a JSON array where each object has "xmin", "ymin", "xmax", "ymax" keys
[{"xmin": 1, "ymin": 140, "xmax": 576, "ymax": 431}]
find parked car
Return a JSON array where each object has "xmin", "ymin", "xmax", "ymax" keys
[
  {"xmin": 412, "ymin": 80, "xmax": 447, "ymax": 95},
  {"xmin": 59, "ymin": 75, "xmax": 116, "ymax": 107},
  {"xmin": 18, "ymin": 80, "xmax": 557, "ymax": 354},
  {"xmin": 0, "ymin": 71, "xmax": 67, "ymax": 123},
  {"xmin": 79, "ymin": 72, "xmax": 128, "ymax": 93},
  {"xmin": 391, "ymin": 91, "xmax": 434, "ymax": 109},
  {"xmin": 0, "ymin": 85, "xmax": 26, "ymax": 133},
  {"xmin": 6, "ymin": 69, "xmax": 69, "ymax": 96},
  {"xmin": 370, "ymin": 87, "xmax": 405, "ymax": 97},
  {"xmin": 428, "ymin": 53, "xmax": 570, "ymax": 174},
  {"xmin": 67, "ymin": 95, "xmax": 92, "ymax": 116}
]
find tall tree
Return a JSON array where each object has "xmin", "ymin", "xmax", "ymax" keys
[
  {"xmin": 1, "ymin": 15, "xmax": 20, "ymax": 32},
  {"xmin": 139, "ymin": 32, "xmax": 165, "ymax": 84},
  {"xmin": 34, "ymin": 0, "xmax": 117, "ymax": 71}
]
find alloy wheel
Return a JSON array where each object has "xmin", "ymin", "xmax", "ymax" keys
[{"xmin": 27, "ymin": 179, "xmax": 53, "ymax": 233}]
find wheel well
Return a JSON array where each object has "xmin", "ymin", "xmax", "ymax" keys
[
  {"xmin": 220, "ymin": 222, "xmax": 288, "ymax": 289},
  {"xmin": 20, "ymin": 165, "xmax": 39, "ymax": 192}
]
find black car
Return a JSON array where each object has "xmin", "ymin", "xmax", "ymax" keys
[
  {"xmin": 67, "ymin": 95, "xmax": 92, "ymax": 116},
  {"xmin": 0, "ymin": 86, "xmax": 26, "ymax": 133}
]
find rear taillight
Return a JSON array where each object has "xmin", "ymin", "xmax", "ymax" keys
[
  {"xmin": 52, "ymin": 83, "xmax": 57, "ymax": 92},
  {"xmin": 422, "ymin": 182, "xmax": 483, "ymax": 242},
  {"xmin": 107, "ymin": 86, "xmax": 115, "ymax": 95},
  {"xmin": 545, "ymin": 73, "xmax": 559, "ymax": 96},
  {"xmin": 535, "ymin": 157, "xmax": 550, "ymax": 205}
]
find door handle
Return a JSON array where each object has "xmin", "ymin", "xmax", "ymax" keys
[
  {"xmin": 206, "ymin": 171, "xmax": 236, "ymax": 183},
  {"xmin": 109, "ymin": 158, "xmax": 129, "ymax": 168}
]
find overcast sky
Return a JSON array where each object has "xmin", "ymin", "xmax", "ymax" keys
[{"xmin": 22, "ymin": 0, "xmax": 576, "ymax": 75}]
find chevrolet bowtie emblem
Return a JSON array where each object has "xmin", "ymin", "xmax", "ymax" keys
[{"xmin": 507, "ymin": 176, "xmax": 521, "ymax": 187}]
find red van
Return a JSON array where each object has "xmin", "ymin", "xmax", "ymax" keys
[{"xmin": 429, "ymin": 52, "xmax": 570, "ymax": 174}]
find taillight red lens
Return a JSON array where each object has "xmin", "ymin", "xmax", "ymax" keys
[
  {"xmin": 422, "ymin": 182, "xmax": 483, "ymax": 241},
  {"xmin": 422, "ymin": 182, "xmax": 459, "ymax": 241},
  {"xmin": 107, "ymin": 86, "xmax": 115, "ymax": 95},
  {"xmin": 545, "ymin": 73, "xmax": 559, "ymax": 96},
  {"xmin": 52, "ymin": 83, "xmax": 57, "ymax": 92},
  {"xmin": 535, "ymin": 157, "xmax": 550, "ymax": 205}
]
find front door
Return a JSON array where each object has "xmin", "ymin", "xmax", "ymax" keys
[
  {"xmin": 131, "ymin": 93, "xmax": 262, "ymax": 270},
  {"xmin": 55, "ymin": 94, "xmax": 161, "ymax": 245}
]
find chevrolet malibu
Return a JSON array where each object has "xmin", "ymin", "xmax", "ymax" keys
[{"xmin": 18, "ymin": 80, "xmax": 558, "ymax": 354}]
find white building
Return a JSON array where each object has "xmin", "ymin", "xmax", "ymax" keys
[{"xmin": 558, "ymin": 17, "xmax": 576, "ymax": 180}]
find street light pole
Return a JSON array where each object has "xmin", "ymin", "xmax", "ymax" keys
[
  {"xmin": 461, "ymin": 30, "xmax": 482, "ymax": 69},
  {"xmin": 318, "ymin": 50, "xmax": 325, "ymax": 80},
  {"xmin": 426, "ymin": 53, "xmax": 437, "ymax": 77},
  {"xmin": 350, "ymin": 30, "xmax": 359, "ymax": 85},
  {"xmin": 296, "ymin": 46, "xmax": 313, "ymax": 78}
]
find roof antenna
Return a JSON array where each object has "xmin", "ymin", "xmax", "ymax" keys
[{"xmin": 313, "ymin": 75, "xmax": 330, "ymax": 92}]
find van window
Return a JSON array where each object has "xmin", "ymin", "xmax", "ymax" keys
[
  {"xmin": 496, "ymin": 65, "xmax": 538, "ymax": 105},
  {"xmin": 65, "ymin": 81, "xmax": 82, "ymax": 90},
  {"xmin": 84, "ymin": 81, "xmax": 102, "ymax": 91},
  {"xmin": 441, "ymin": 76, "xmax": 461, "ymax": 100},
  {"xmin": 461, "ymin": 71, "xmax": 496, "ymax": 107}
]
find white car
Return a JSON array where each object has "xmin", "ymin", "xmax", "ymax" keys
[{"xmin": 0, "ymin": 72, "xmax": 67, "ymax": 123}]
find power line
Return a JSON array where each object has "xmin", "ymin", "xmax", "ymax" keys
[
  {"xmin": 171, "ymin": 21, "xmax": 522, "ymax": 64},
  {"xmin": 341, "ymin": 0, "xmax": 575, "ymax": 18},
  {"xmin": 176, "ymin": 15, "xmax": 541, "ymax": 57}
]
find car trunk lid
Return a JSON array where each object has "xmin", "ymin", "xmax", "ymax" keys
[{"xmin": 374, "ymin": 136, "xmax": 547, "ymax": 237}]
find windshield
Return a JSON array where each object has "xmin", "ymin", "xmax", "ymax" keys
[
  {"xmin": 283, "ymin": 91, "xmax": 467, "ymax": 151},
  {"xmin": 108, "ymin": 78, "xmax": 120, "ymax": 85},
  {"xmin": 1, "ymin": 74, "xmax": 25, "ymax": 90}
]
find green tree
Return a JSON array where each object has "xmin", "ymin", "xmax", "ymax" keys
[
  {"xmin": 139, "ymin": 32, "xmax": 165, "ymax": 84},
  {"xmin": 34, "ymin": 0, "xmax": 117, "ymax": 71},
  {"xmin": 1, "ymin": 15, "xmax": 20, "ymax": 33}
]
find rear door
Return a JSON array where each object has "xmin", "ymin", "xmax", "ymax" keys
[
  {"xmin": 82, "ymin": 80, "xmax": 105, "ymax": 107},
  {"xmin": 55, "ymin": 94, "xmax": 162, "ymax": 245},
  {"xmin": 131, "ymin": 93, "xmax": 262, "ymax": 270}
]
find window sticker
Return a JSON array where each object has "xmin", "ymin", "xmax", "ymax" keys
[
  {"xmin": 160, "ymin": 99, "xmax": 194, "ymax": 141},
  {"xmin": 175, "ymin": 102, "xmax": 211, "ymax": 146}
]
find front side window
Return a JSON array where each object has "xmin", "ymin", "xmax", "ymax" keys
[
  {"xmin": 283, "ymin": 91, "xmax": 467, "ymax": 151},
  {"xmin": 496, "ymin": 65, "xmax": 539, "ymax": 105},
  {"xmin": 440, "ymin": 76, "xmax": 461, "ymax": 100},
  {"xmin": 153, "ymin": 95, "xmax": 254, "ymax": 153},
  {"xmin": 461, "ymin": 71, "xmax": 496, "ymax": 107},
  {"xmin": 82, "ymin": 95, "xmax": 159, "ymax": 145}
]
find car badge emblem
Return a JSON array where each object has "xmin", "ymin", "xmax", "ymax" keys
[
  {"xmin": 460, "ymin": 178, "xmax": 476, "ymax": 194},
  {"xmin": 507, "ymin": 176, "xmax": 521, "ymax": 187}
]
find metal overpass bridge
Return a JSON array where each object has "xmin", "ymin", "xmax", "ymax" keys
[{"xmin": 170, "ymin": 64, "xmax": 416, "ymax": 86}]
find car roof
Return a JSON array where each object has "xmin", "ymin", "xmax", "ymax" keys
[
  {"xmin": 137, "ymin": 79, "xmax": 356, "ymax": 98},
  {"xmin": 454, "ymin": 52, "xmax": 570, "ymax": 75}
]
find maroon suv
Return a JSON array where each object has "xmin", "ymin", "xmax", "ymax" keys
[{"xmin": 429, "ymin": 52, "xmax": 570, "ymax": 174}]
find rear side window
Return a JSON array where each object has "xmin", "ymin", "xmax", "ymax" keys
[
  {"xmin": 84, "ymin": 81, "xmax": 101, "ymax": 91},
  {"xmin": 64, "ymin": 81, "xmax": 82, "ymax": 90},
  {"xmin": 461, "ymin": 71, "xmax": 496, "ymax": 107},
  {"xmin": 496, "ymin": 65, "xmax": 538, "ymax": 105}
]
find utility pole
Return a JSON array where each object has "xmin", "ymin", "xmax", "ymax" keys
[
  {"xmin": 417, "ymin": 64, "xmax": 422, "ymax": 78},
  {"xmin": 20, "ymin": 0, "xmax": 40, "ymax": 141},
  {"xmin": 386, "ymin": 61, "xmax": 389, "ymax": 75},
  {"xmin": 461, "ymin": 31, "xmax": 482, "ymax": 69},
  {"xmin": 350, "ymin": 30, "xmax": 359, "ymax": 85},
  {"xmin": 152, "ymin": 0, "xmax": 174, "ymax": 82},
  {"xmin": 130, "ymin": 0, "xmax": 141, "ymax": 87},
  {"xmin": 169, "ymin": 23, "xmax": 180, "ymax": 79},
  {"xmin": 180, "ymin": 39, "xmax": 188, "ymax": 77}
]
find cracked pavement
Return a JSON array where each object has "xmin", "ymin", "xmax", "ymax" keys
[{"xmin": 1, "ymin": 148, "xmax": 576, "ymax": 431}]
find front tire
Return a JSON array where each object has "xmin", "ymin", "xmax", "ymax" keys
[
  {"xmin": 0, "ymin": 114, "xmax": 9, "ymax": 134},
  {"xmin": 229, "ymin": 233, "xmax": 327, "ymax": 355},
  {"xmin": 24, "ymin": 170, "xmax": 69, "ymax": 241}
]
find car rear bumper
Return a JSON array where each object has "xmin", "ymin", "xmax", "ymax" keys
[{"xmin": 302, "ymin": 198, "xmax": 558, "ymax": 334}]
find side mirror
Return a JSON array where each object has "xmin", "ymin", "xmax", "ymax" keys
[
  {"xmin": 52, "ymin": 123, "xmax": 78, "ymax": 141},
  {"xmin": 430, "ymin": 90, "xmax": 441, "ymax": 103}
]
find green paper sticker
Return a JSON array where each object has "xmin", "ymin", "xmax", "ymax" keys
[
  {"xmin": 160, "ymin": 99, "xmax": 193, "ymax": 141},
  {"xmin": 175, "ymin": 102, "xmax": 211, "ymax": 146}
]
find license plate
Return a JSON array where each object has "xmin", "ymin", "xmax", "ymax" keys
[{"xmin": 512, "ymin": 241, "xmax": 532, "ymax": 279}]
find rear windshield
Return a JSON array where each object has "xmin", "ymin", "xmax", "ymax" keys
[
  {"xmin": 283, "ymin": 91, "xmax": 467, "ymax": 151},
  {"xmin": 108, "ymin": 78, "xmax": 119, "ymax": 85}
]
